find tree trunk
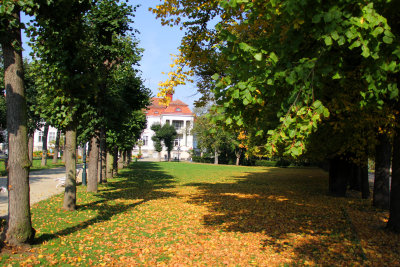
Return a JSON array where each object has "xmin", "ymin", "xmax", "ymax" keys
[
  {"xmin": 106, "ymin": 151, "xmax": 113, "ymax": 180},
  {"xmin": 118, "ymin": 150, "xmax": 124, "ymax": 170},
  {"xmin": 82, "ymin": 143, "xmax": 87, "ymax": 186},
  {"xmin": 2, "ymin": 9, "xmax": 35, "ymax": 245},
  {"xmin": 28, "ymin": 133, "xmax": 33, "ymax": 164},
  {"xmin": 158, "ymin": 151, "xmax": 161, "ymax": 162},
  {"xmin": 374, "ymin": 133, "xmax": 391, "ymax": 209},
  {"xmin": 61, "ymin": 133, "xmax": 66, "ymax": 163},
  {"xmin": 214, "ymin": 148, "xmax": 219, "ymax": 165},
  {"xmin": 360, "ymin": 163, "xmax": 370, "ymax": 199},
  {"xmin": 87, "ymin": 135, "xmax": 99, "ymax": 193},
  {"xmin": 41, "ymin": 123, "xmax": 49, "ymax": 167},
  {"xmin": 127, "ymin": 149, "xmax": 132, "ymax": 165},
  {"xmin": 99, "ymin": 127, "xmax": 107, "ymax": 183},
  {"xmin": 123, "ymin": 150, "xmax": 128, "ymax": 167},
  {"xmin": 52, "ymin": 129, "xmax": 60, "ymax": 164},
  {"xmin": 329, "ymin": 156, "xmax": 351, "ymax": 197},
  {"xmin": 235, "ymin": 149, "xmax": 241, "ymax": 166},
  {"xmin": 348, "ymin": 163, "xmax": 361, "ymax": 191},
  {"xmin": 387, "ymin": 126, "xmax": 400, "ymax": 232},
  {"xmin": 113, "ymin": 146, "xmax": 118, "ymax": 176},
  {"xmin": 62, "ymin": 124, "xmax": 77, "ymax": 211}
]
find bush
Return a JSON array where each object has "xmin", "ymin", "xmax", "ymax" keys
[
  {"xmin": 255, "ymin": 160, "xmax": 277, "ymax": 167},
  {"xmin": 241, "ymin": 157, "xmax": 256, "ymax": 166},
  {"xmin": 192, "ymin": 156, "xmax": 214, "ymax": 164},
  {"xmin": 276, "ymin": 158, "xmax": 291, "ymax": 167}
]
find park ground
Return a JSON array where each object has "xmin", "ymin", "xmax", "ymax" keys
[{"xmin": 0, "ymin": 162, "xmax": 399, "ymax": 266}]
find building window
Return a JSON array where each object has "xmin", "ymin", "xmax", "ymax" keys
[
  {"xmin": 48, "ymin": 132, "xmax": 56, "ymax": 142},
  {"xmin": 176, "ymin": 108, "xmax": 181, "ymax": 112},
  {"xmin": 172, "ymin": 120, "xmax": 183, "ymax": 130},
  {"xmin": 38, "ymin": 131, "xmax": 43, "ymax": 143},
  {"xmin": 143, "ymin": 136, "xmax": 148, "ymax": 146},
  {"xmin": 174, "ymin": 134, "xmax": 183, "ymax": 146},
  {"xmin": 166, "ymin": 120, "xmax": 170, "ymax": 125},
  {"xmin": 154, "ymin": 111, "xmax": 159, "ymax": 114}
]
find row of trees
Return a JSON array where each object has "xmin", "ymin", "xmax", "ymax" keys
[
  {"xmin": 1, "ymin": 0, "xmax": 149, "ymax": 246},
  {"xmin": 151, "ymin": 0, "xmax": 400, "ymax": 232}
]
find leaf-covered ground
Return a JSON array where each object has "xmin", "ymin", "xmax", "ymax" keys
[{"xmin": 1, "ymin": 162, "xmax": 399, "ymax": 266}]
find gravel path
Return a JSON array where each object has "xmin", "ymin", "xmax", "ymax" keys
[{"xmin": 0, "ymin": 165, "xmax": 83, "ymax": 218}]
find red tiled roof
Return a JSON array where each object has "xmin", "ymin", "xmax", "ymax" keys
[{"xmin": 145, "ymin": 97, "xmax": 193, "ymax": 116}]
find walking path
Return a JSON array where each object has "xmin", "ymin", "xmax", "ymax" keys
[{"xmin": 0, "ymin": 165, "xmax": 83, "ymax": 218}]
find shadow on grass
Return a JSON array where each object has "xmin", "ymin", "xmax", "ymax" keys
[
  {"xmin": 34, "ymin": 162, "xmax": 176, "ymax": 245},
  {"xmin": 185, "ymin": 167, "xmax": 368, "ymax": 264}
]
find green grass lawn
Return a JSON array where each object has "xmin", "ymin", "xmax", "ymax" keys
[
  {"xmin": 0, "ymin": 157, "xmax": 83, "ymax": 176},
  {"xmin": 0, "ymin": 162, "xmax": 399, "ymax": 266}
]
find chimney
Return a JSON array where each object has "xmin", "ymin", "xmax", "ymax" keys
[{"xmin": 166, "ymin": 92, "xmax": 173, "ymax": 101}]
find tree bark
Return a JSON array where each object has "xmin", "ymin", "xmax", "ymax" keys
[
  {"xmin": 99, "ymin": 127, "xmax": 106, "ymax": 183},
  {"xmin": 28, "ymin": 133, "xmax": 33, "ymax": 164},
  {"xmin": 87, "ymin": 135, "xmax": 99, "ymax": 193},
  {"xmin": 214, "ymin": 147, "xmax": 219, "ymax": 165},
  {"xmin": 106, "ymin": 151, "xmax": 113, "ymax": 180},
  {"xmin": 118, "ymin": 150, "xmax": 124, "ymax": 170},
  {"xmin": 41, "ymin": 123, "xmax": 49, "ymax": 167},
  {"xmin": 360, "ymin": 163, "xmax": 370, "ymax": 199},
  {"xmin": 123, "ymin": 150, "xmax": 128, "ymax": 167},
  {"xmin": 127, "ymin": 149, "xmax": 132, "ymax": 165},
  {"xmin": 387, "ymin": 126, "xmax": 400, "ymax": 232},
  {"xmin": 329, "ymin": 156, "xmax": 350, "ymax": 197},
  {"xmin": 52, "ymin": 129, "xmax": 60, "ymax": 164},
  {"xmin": 235, "ymin": 149, "xmax": 241, "ymax": 166},
  {"xmin": 373, "ymin": 133, "xmax": 391, "ymax": 209},
  {"xmin": 113, "ymin": 146, "xmax": 118, "ymax": 176},
  {"xmin": 62, "ymin": 125, "xmax": 77, "ymax": 211},
  {"xmin": 2, "ymin": 9, "xmax": 35, "ymax": 245},
  {"xmin": 61, "ymin": 133, "xmax": 66, "ymax": 163}
]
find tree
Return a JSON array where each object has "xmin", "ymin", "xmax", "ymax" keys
[
  {"xmin": 28, "ymin": 0, "xmax": 95, "ymax": 210},
  {"xmin": 0, "ymin": 2, "xmax": 35, "ymax": 245},
  {"xmin": 153, "ymin": 0, "xmax": 400, "ymax": 231},
  {"xmin": 192, "ymin": 110, "xmax": 241, "ymax": 165},
  {"xmin": 151, "ymin": 124, "xmax": 163, "ymax": 161},
  {"xmin": 41, "ymin": 122, "xmax": 49, "ymax": 166},
  {"xmin": 152, "ymin": 123, "xmax": 177, "ymax": 161}
]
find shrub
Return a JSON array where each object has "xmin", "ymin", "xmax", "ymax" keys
[
  {"xmin": 255, "ymin": 160, "xmax": 277, "ymax": 167},
  {"xmin": 192, "ymin": 156, "xmax": 214, "ymax": 164}
]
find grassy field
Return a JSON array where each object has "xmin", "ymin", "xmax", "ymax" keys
[
  {"xmin": 0, "ymin": 158, "xmax": 82, "ymax": 176},
  {"xmin": 0, "ymin": 162, "xmax": 399, "ymax": 266}
]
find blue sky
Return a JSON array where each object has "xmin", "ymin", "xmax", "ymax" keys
[
  {"xmin": 21, "ymin": 0, "xmax": 200, "ymax": 110},
  {"xmin": 129, "ymin": 0, "xmax": 200, "ymax": 109}
]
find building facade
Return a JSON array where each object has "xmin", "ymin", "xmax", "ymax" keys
[
  {"xmin": 134, "ymin": 95, "xmax": 195, "ymax": 160},
  {"xmin": 33, "ymin": 125, "xmax": 59, "ymax": 152}
]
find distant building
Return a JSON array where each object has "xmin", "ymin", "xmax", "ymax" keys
[
  {"xmin": 134, "ymin": 94, "xmax": 195, "ymax": 160},
  {"xmin": 33, "ymin": 125, "xmax": 59, "ymax": 152}
]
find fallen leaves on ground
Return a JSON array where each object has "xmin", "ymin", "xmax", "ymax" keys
[{"xmin": 0, "ymin": 162, "xmax": 399, "ymax": 266}]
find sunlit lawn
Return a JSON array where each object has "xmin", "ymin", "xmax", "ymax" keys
[
  {"xmin": 0, "ymin": 158, "xmax": 83, "ymax": 176},
  {"xmin": 0, "ymin": 161, "xmax": 399, "ymax": 266}
]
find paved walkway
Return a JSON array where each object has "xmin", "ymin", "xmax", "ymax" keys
[{"xmin": 0, "ymin": 165, "xmax": 83, "ymax": 217}]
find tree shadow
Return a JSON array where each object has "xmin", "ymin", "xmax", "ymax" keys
[
  {"xmin": 34, "ymin": 162, "xmax": 176, "ymax": 245},
  {"xmin": 184, "ymin": 167, "xmax": 368, "ymax": 265}
]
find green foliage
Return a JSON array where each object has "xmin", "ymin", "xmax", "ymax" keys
[
  {"xmin": 151, "ymin": 124, "xmax": 163, "ymax": 153},
  {"xmin": 151, "ymin": 123, "xmax": 177, "ymax": 159}
]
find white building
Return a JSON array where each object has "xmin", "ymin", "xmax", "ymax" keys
[
  {"xmin": 33, "ymin": 125, "xmax": 59, "ymax": 152},
  {"xmin": 134, "ymin": 95, "xmax": 195, "ymax": 160}
]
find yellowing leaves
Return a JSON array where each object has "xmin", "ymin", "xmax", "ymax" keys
[{"xmin": 158, "ymin": 53, "xmax": 194, "ymax": 106}]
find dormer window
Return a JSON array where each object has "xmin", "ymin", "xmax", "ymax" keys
[
  {"xmin": 154, "ymin": 111, "xmax": 159, "ymax": 114},
  {"xmin": 176, "ymin": 108, "xmax": 182, "ymax": 112}
]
